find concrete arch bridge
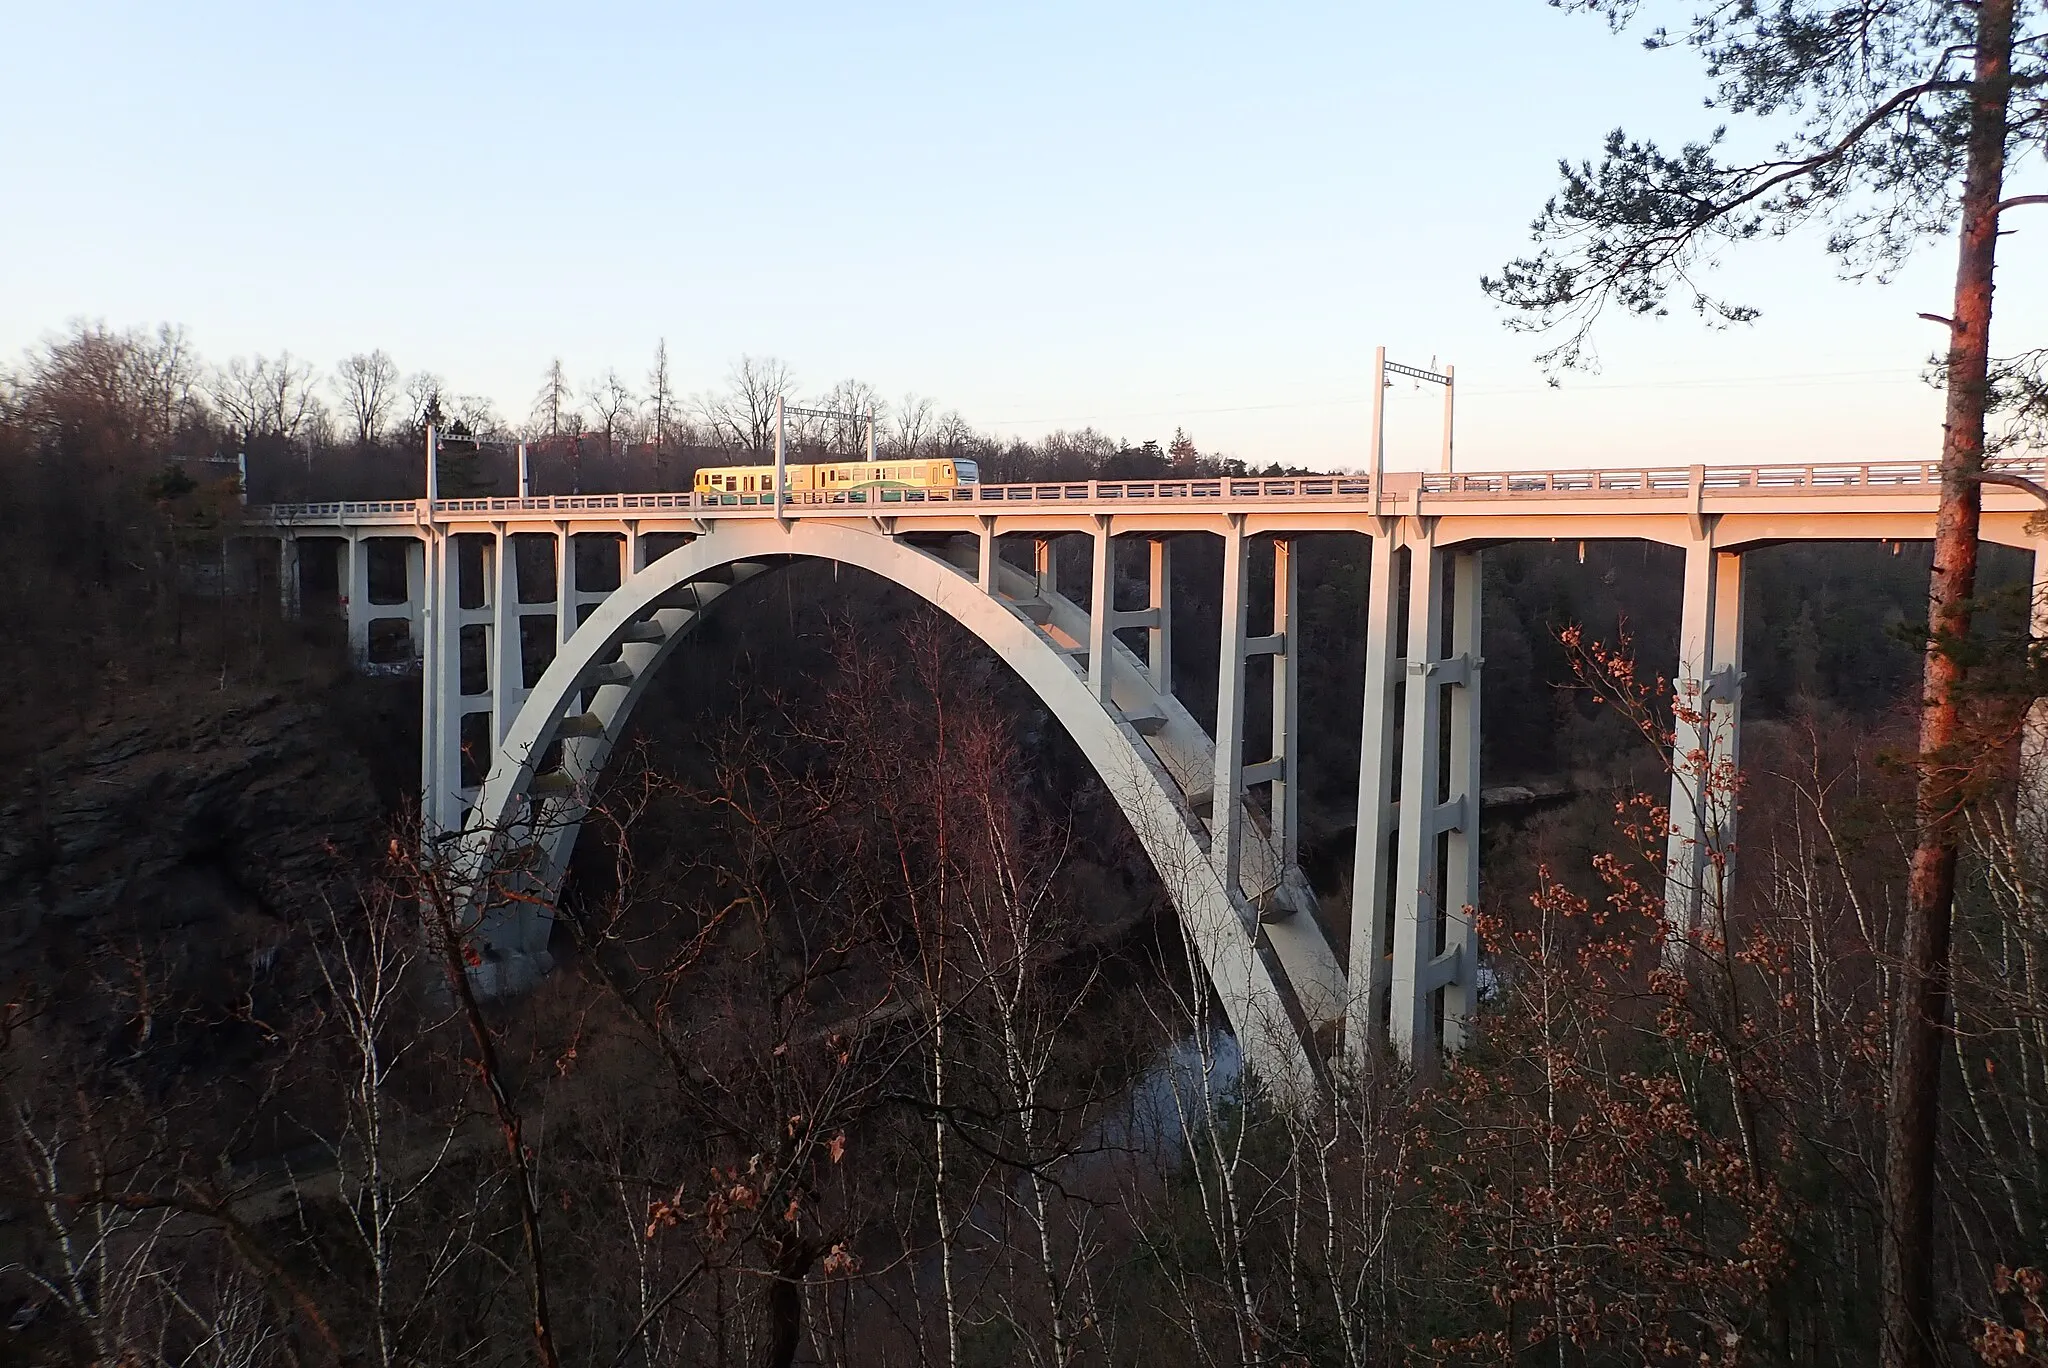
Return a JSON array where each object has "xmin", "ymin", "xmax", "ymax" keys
[{"xmin": 256, "ymin": 455, "xmax": 2048, "ymax": 1092}]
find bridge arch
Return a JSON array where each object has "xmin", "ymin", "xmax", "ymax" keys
[{"xmin": 453, "ymin": 518, "xmax": 1319, "ymax": 1089}]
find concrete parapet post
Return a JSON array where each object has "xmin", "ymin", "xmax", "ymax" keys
[
  {"xmin": 1347, "ymin": 529, "xmax": 1403, "ymax": 1061},
  {"xmin": 1664, "ymin": 539, "xmax": 1745, "ymax": 960}
]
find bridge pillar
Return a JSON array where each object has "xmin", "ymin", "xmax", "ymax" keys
[
  {"xmin": 1210, "ymin": 515, "xmax": 1251, "ymax": 894},
  {"xmin": 976, "ymin": 517, "xmax": 997, "ymax": 593},
  {"xmin": 1663, "ymin": 541, "xmax": 1745, "ymax": 961},
  {"xmin": 1347, "ymin": 529, "xmax": 1402, "ymax": 1060},
  {"xmin": 1389, "ymin": 534, "xmax": 1482, "ymax": 1069},
  {"xmin": 1147, "ymin": 536, "xmax": 1173, "ymax": 694},
  {"xmin": 421, "ymin": 529, "xmax": 467, "ymax": 839},
  {"xmin": 404, "ymin": 538, "xmax": 427, "ymax": 665},
  {"xmin": 554, "ymin": 523, "xmax": 578, "ymax": 651},
  {"xmin": 1088, "ymin": 517, "xmax": 1114, "ymax": 704},
  {"xmin": 1440, "ymin": 548, "xmax": 1483, "ymax": 1049},
  {"xmin": 1263, "ymin": 537, "xmax": 1301, "ymax": 877},
  {"xmin": 491, "ymin": 527, "xmax": 526, "ymax": 744},
  {"xmin": 1211, "ymin": 527, "xmax": 1315, "ymax": 922},
  {"xmin": 343, "ymin": 533, "xmax": 371, "ymax": 665}
]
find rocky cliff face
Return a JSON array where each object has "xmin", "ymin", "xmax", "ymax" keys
[{"xmin": 0, "ymin": 690, "xmax": 387, "ymax": 1058}]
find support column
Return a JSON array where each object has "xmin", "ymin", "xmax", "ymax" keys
[
  {"xmin": 1088, "ymin": 517, "xmax": 1113, "ymax": 702},
  {"xmin": 1664, "ymin": 540, "xmax": 1745, "ymax": 958},
  {"xmin": 1389, "ymin": 537, "xmax": 1445, "ymax": 1064},
  {"xmin": 555, "ymin": 524, "xmax": 578, "ymax": 651},
  {"xmin": 277, "ymin": 535, "xmax": 301, "ymax": 619},
  {"xmin": 421, "ymin": 531, "xmax": 464, "ymax": 839},
  {"xmin": 1148, "ymin": 537, "xmax": 1173, "ymax": 696},
  {"xmin": 404, "ymin": 538, "xmax": 427, "ymax": 664},
  {"xmin": 344, "ymin": 533, "xmax": 371, "ymax": 666},
  {"xmin": 1388, "ymin": 535, "xmax": 1482, "ymax": 1068},
  {"xmin": 492, "ymin": 527, "xmax": 525, "ymax": 745},
  {"xmin": 1347, "ymin": 529, "xmax": 1403, "ymax": 1060},
  {"xmin": 1210, "ymin": 516, "xmax": 1250, "ymax": 895},
  {"xmin": 1441, "ymin": 548, "xmax": 1483, "ymax": 1050},
  {"xmin": 976, "ymin": 518, "xmax": 996, "ymax": 593},
  {"xmin": 1034, "ymin": 536, "xmax": 1057, "ymax": 599},
  {"xmin": 1268, "ymin": 538, "xmax": 1300, "ymax": 873}
]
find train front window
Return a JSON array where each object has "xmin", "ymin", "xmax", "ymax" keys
[{"xmin": 955, "ymin": 460, "xmax": 980, "ymax": 484}]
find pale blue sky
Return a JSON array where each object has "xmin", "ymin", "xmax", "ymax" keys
[{"xmin": 4, "ymin": 1, "xmax": 2043, "ymax": 470}]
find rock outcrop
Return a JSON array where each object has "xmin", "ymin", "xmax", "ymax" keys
[{"xmin": 0, "ymin": 690, "xmax": 385, "ymax": 1053}]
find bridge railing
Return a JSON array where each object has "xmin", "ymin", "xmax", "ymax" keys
[
  {"xmin": 248, "ymin": 455, "xmax": 2047, "ymax": 522},
  {"xmin": 1415, "ymin": 457, "xmax": 2045, "ymax": 499}
]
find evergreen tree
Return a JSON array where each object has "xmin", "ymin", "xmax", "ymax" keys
[{"xmin": 1483, "ymin": 7, "xmax": 2047, "ymax": 1363}]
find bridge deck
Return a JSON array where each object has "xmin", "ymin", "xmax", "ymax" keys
[
  {"xmin": 250, "ymin": 459, "xmax": 2048, "ymax": 549},
  {"xmin": 251, "ymin": 454, "xmax": 2048, "ymax": 524}
]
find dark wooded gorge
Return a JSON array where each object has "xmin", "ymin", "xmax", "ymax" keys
[{"xmin": 2, "ymin": 325, "xmax": 2044, "ymax": 1366}]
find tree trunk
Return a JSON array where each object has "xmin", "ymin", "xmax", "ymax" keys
[{"xmin": 1880, "ymin": 6, "xmax": 2014, "ymax": 1366}]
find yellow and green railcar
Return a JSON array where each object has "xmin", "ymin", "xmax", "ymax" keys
[{"xmin": 692, "ymin": 458, "xmax": 980, "ymax": 503}]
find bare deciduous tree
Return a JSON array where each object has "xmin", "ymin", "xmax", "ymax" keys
[
  {"xmin": 401, "ymin": 371, "xmax": 443, "ymax": 437},
  {"xmin": 587, "ymin": 368, "xmax": 636, "ymax": 458},
  {"xmin": 890, "ymin": 392, "xmax": 937, "ymax": 458},
  {"xmin": 700, "ymin": 355, "xmax": 795, "ymax": 455},
  {"xmin": 449, "ymin": 393, "xmax": 503, "ymax": 439},
  {"xmin": 333, "ymin": 350, "xmax": 398, "ymax": 446},
  {"xmin": 209, "ymin": 352, "xmax": 323, "ymax": 460},
  {"xmin": 819, "ymin": 378, "xmax": 886, "ymax": 456}
]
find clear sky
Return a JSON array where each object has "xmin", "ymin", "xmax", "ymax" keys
[{"xmin": 4, "ymin": 1, "xmax": 2044, "ymax": 471}]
